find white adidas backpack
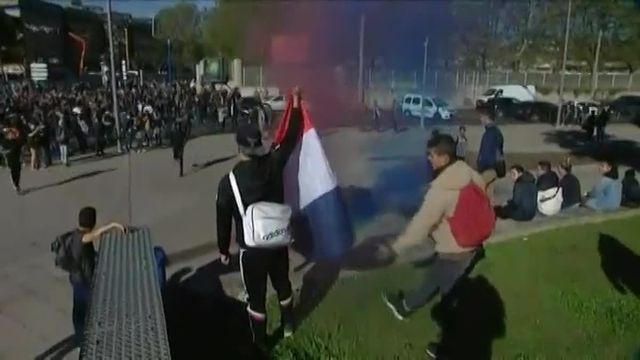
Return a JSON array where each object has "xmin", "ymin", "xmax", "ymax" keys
[{"xmin": 228, "ymin": 171, "xmax": 293, "ymax": 248}]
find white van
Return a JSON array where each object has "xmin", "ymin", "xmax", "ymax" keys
[
  {"xmin": 476, "ymin": 85, "xmax": 536, "ymax": 108},
  {"xmin": 401, "ymin": 94, "xmax": 452, "ymax": 120}
]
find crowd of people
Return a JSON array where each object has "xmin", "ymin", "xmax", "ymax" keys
[{"xmin": 0, "ymin": 80, "xmax": 253, "ymax": 192}]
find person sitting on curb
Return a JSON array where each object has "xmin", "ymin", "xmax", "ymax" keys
[
  {"xmin": 557, "ymin": 157, "xmax": 582, "ymax": 210},
  {"xmin": 536, "ymin": 160, "xmax": 563, "ymax": 216},
  {"xmin": 621, "ymin": 169, "xmax": 640, "ymax": 208},
  {"xmin": 584, "ymin": 157, "xmax": 622, "ymax": 211},
  {"xmin": 494, "ymin": 165, "xmax": 537, "ymax": 221}
]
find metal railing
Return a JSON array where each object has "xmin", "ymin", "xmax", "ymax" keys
[{"xmin": 81, "ymin": 227, "xmax": 170, "ymax": 360}]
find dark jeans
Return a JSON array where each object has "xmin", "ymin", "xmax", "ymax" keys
[
  {"xmin": 70, "ymin": 278, "xmax": 91, "ymax": 344},
  {"xmin": 6, "ymin": 152, "xmax": 21, "ymax": 188},
  {"xmin": 404, "ymin": 250, "xmax": 480, "ymax": 310}
]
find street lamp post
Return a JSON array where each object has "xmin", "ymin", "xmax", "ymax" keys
[
  {"xmin": 420, "ymin": 37, "xmax": 429, "ymax": 129},
  {"xmin": 357, "ymin": 14, "xmax": 365, "ymax": 103},
  {"xmin": 555, "ymin": 0, "xmax": 572, "ymax": 128},
  {"xmin": 106, "ymin": 0, "xmax": 122, "ymax": 153}
]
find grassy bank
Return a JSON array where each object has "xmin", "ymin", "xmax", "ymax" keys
[{"xmin": 272, "ymin": 216, "xmax": 640, "ymax": 359}]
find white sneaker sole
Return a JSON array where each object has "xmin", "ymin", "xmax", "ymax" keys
[{"xmin": 381, "ymin": 293, "xmax": 406, "ymax": 321}]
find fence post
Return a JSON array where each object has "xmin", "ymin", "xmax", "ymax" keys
[
  {"xmin": 542, "ymin": 72, "xmax": 546, "ymax": 86},
  {"xmin": 506, "ymin": 71, "xmax": 510, "ymax": 84},
  {"xmin": 259, "ymin": 66, "xmax": 264, "ymax": 88},
  {"xmin": 523, "ymin": 71, "xmax": 528, "ymax": 85},
  {"xmin": 628, "ymin": 73, "xmax": 633, "ymax": 90},
  {"xmin": 577, "ymin": 73, "xmax": 581, "ymax": 89},
  {"xmin": 611, "ymin": 73, "xmax": 616, "ymax": 88},
  {"xmin": 241, "ymin": 67, "xmax": 246, "ymax": 86},
  {"xmin": 455, "ymin": 70, "xmax": 459, "ymax": 88},
  {"xmin": 485, "ymin": 71, "xmax": 490, "ymax": 88},
  {"xmin": 463, "ymin": 70, "xmax": 467, "ymax": 86},
  {"xmin": 413, "ymin": 71, "xmax": 418, "ymax": 89},
  {"xmin": 434, "ymin": 71, "xmax": 439, "ymax": 90},
  {"xmin": 472, "ymin": 71, "xmax": 478, "ymax": 100}
]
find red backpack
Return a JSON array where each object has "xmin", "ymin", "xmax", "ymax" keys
[{"xmin": 447, "ymin": 182, "xmax": 496, "ymax": 248}]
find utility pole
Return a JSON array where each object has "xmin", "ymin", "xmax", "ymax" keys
[
  {"xmin": 555, "ymin": 0, "xmax": 572, "ymax": 128},
  {"xmin": 357, "ymin": 14, "xmax": 365, "ymax": 103},
  {"xmin": 591, "ymin": 30, "xmax": 603, "ymax": 98},
  {"xmin": 420, "ymin": 37, "xmax": 429, "ymax": 129},
  {"xmin": 167, "ymin": 38, "xmax": 172, "ymax": 82},
  {"xmin": 106, "ymin": 0, "xmax": 122, "ymax": 153},
  {"xmin": 124, "ymin": 26, "xmax": 130, "ymax": 70}
]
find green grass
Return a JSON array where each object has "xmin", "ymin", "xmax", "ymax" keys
[{"xmin": 271, "ymin": 216, "xmax": 640, "ymax": 359}]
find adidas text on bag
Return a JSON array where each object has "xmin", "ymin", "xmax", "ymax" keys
[
  {"xmin": 229, "ymin": 171, "xmax": 293, "ymax": 248},
  {"xmin": 447, "ymin": 182, "xmax": 496, "ymax": 248}
]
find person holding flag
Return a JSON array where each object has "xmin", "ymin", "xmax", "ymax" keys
[{"xmin": 216, "ymin": 88, "xmax": 304, "ymax": 354}]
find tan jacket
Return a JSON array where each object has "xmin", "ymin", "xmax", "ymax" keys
[{"xmin": 393, "ymin": 160, "xmax": 487, "ymax": 255}]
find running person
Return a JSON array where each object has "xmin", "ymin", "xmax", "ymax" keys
[{"xmin": 2, "ymin": 115, "xmax": 24, "ymax": 193}]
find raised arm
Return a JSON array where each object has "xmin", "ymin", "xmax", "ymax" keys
[
  {"xmin": 272, "ymin": 93, "xmax": 304, "ymax": 169},
  {"xmin": 81, "ymin": 222, "xmax": 126, "ymax": 244}
]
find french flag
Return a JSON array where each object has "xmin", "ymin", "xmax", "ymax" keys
[{"xmin": 273, "ymin": 97, "xmax": 353, "ymax": 260}]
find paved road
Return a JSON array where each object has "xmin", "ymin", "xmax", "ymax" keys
[{"xmin": 1, "ymin": 122, "xmax": 639, "ymax": 358}]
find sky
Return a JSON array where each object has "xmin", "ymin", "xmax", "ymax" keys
[{"xmin": 44, "ymin": 0, "xmax": 213, "ymax": 18}]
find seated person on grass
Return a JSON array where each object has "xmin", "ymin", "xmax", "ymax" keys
[
  {"xmin": 494, "ymin": 165, "xmax": 537, "ymax": 221},
  {"xmin": 584, "ymin": 157, "xmax": 622, "ymax": 211},
  {"xmin": 536, "ymin": 160, "xmax": 563, "ymax": 216},
  {"xmin": 621, "ymin": 169, "xmax": 640, "ymax": 208},
  {"xmin": 557, "ymin": 157, "xmax": 581, "ymax": 210}
]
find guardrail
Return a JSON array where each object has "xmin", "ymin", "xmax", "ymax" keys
[{"xmin": 81, "ymin": 227, "xmax": 171, "ymax": 359}]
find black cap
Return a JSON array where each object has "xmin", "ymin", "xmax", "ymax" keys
[{"xmin": 235, "ymin": 123, "xmax": 265, "ymax": 156}]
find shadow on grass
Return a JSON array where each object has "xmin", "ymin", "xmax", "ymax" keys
[
  {"xmin": 542, "ymin": 129, "xmax": 640, "ymax": 169},
  {"xmin": 293, "ymin": 234, "xmax": 397, "ymax": 329},
  {"xmin": 598, "ymin": 233, "xmax": 640, "ymax": 299},
  {"xmin": 164, "ymin": 257, "xmax": 267, "ymax": 359},
  {"xmin": 431, "ymin": 275, "xmax": 506, "ymax": 360}
]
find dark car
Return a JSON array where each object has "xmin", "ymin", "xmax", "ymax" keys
[
  {"xmin": 482, "ymin": 97, "xmax": 529, "ymax": 120},
  {"xmin": 607, "ymin": 95, "xmax": 640, "ymax": 123}
]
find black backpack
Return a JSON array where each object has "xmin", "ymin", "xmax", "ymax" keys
[{"xmin": 51, "ymin": 231, "xmax": 77, "ymax": 272}]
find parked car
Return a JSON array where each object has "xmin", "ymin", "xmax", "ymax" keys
[
  {"xmin": 401, "ymin": 93, "xmax": 452, "ymax": 120},
  {"xmin": 476, "ymin": 85, "xmax": 536, "ymax": 109},
  {"xmin": 607, "ymin": 95, "xmax": 640, "ymax": 123},
  {"xmin": 263, "ymin": 95, "xmax": 286, "ymax": 112},
  {"xmin": 484, "ymin": 97, "xmax": 527, "ymax": 119}
]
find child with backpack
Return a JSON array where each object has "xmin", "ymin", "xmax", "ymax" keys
[
  {"xmin": 382, "ymin": 134, "xmax": 494, "ymax": 359},
  {"xmin": 51, "ymin": 207, "xmax": 125, "ymax": 345}
]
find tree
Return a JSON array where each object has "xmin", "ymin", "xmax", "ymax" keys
[{"xmin": 155, "ymin": 2, "xmax": 204, "ymax": 68}]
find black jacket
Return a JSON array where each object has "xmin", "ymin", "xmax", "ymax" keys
[
  {"xmin": 560, "ymin": 173, "xmax": 582, "ymax": 209},
  {"xmin": 508, "ymin": 171, "xmax": 537, "ymax": 221},
  {"xmin": 622, "ymin": 174, "xmax": 640, "ymax": 206},
  {"xmin": 216, "ymin": 107, "xmax": 303, "ymax": 255},
  {"xmin": 536, "ymin": 171, "xmax": 559, "ymax": 191}
]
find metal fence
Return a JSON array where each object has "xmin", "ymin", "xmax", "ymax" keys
[{"xmin": 242, "ymin": 65, "xmax": 640, "ymax": 94}]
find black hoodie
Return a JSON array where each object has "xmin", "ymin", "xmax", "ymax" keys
[
  {"xmin": 216, "ymin": 107, "xmax": 303, "ymax": 255},
  {"xmin": 508, "ymin": 171, "xmax": 538, "ymax": 221}
]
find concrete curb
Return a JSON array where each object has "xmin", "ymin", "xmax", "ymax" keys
[{"xmin": 488, "ymin": 208, "xmax": 640, "ymax": 244}]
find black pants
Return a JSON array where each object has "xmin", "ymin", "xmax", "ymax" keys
[
  {"xmin": 240, "ymin": 247, "xmax": 293, "ymax": 347},
  {"xmin": 596, "ymin": 126, "xmax": 605, "ymax": 143},
  {"xmin": 6, "ymin": 152, "xmax": 21, "ymax": 189},
  {"xmin": 404, "ymin": 250, "xmax": 480, "ymax": 310},
  {"xmin": 70, "ymin": 277, "xmax": 91, "ymax": 344},
  {"xmin": 41, "ymin": 143, "xmax": 52, "ymax": 166}
]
